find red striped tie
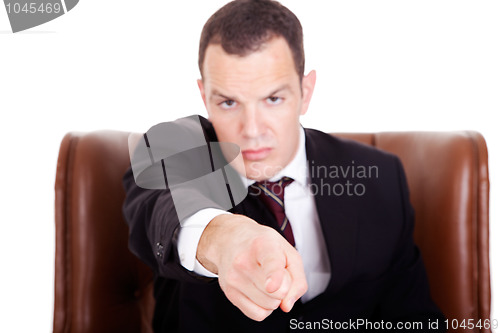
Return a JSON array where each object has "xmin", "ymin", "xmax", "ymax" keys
[{"xmin": 254, "ymin": 177, "xmax": 295, "ymax": 246}]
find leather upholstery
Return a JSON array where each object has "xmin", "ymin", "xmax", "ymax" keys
[{"xmin": 53, "ymin": 130, "xmax": 490, "ymax": 333}]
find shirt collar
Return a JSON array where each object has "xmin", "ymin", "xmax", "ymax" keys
[{"xmin": 241, "ymin": 126, "xmax": 308, "ymax": 187}]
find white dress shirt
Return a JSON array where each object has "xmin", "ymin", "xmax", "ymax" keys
[{"xmin": 177, "ymin": 128, "xmax": 331, "ymax": 302}]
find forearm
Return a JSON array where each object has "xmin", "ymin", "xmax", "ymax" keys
[{"xmin": 123, "ymin": 166, "xmax": 209, "ymax": 281}]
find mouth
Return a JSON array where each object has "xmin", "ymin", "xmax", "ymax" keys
[{"xmin": 242, "ymin": 147, "xmax": 272, "ymax": 161}]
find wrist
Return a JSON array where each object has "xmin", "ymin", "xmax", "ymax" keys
[
  {"xmin": 196, "ymin": 214, "xmax": 257, "ymax": 274},
  {"xmin": 196, "ymin": 214, "xmax": 231, "ymax": 274}
]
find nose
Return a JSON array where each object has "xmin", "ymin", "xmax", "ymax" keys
[{"xmin": 241, "ymin": 106, "xmax": 262, "ymax": 138}]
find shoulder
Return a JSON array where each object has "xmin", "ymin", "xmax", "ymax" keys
[
  {"xmin": 303, "ymin": 127, "xmax": 409, "ymax": 203},
  {"xmin": 304, "ymin": 128, "xmax": 401, "ymax": 168},
  {"xmin": 199, "ymin": 115, "xmax": 218, "ymax": 142}
]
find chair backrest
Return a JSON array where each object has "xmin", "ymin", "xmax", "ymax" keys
[
  {"xmin": 53, "ymin": 130, "xmax": 490, "ymax": 333},
  {"xmin": 54, "ymin": 131, "xmax": 154, "ymax": 333}
]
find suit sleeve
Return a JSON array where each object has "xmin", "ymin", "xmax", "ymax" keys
[
  {"xmin": 122, "ymin": 166, "xmax": 213, "ymax": 282},
  {"xmin": 121, "ymin": 116, "xmax": 246, "ymax": 282},
  {"xmin": 375, "ymin": 157, "xmax": 447, "ymax": 332}
]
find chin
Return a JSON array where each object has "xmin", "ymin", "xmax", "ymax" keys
[
  {"xmin": 244, "ymin": 168, "xmax": 263, "ymax": 181},
  {"xmin": 244, "ymin": 161, "xmax": 282, "ymax": 181}
]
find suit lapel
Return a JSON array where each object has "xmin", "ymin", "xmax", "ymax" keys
[{"xmin": 305, "ymin": 129, "xmax": 358, "ymax": 294}]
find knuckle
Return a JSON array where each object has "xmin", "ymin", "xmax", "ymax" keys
[
  {"xmin": 223, "ymin": 287, "xmax": 238, "ymax": 301},
  {"xmin": 269, "ymin": 299, "xmax": 281, "ymax": 310},
  {"xmin": 273, "ymin": 288, "xmax": 288, "ymax": 299},
  {"xmin": 292, "ymin": 251, "xmax": 304, "ymax": 264},
  {"xmin": 225, "ymin": 268, "xmax": 242, "ymax": 286},
  {"xmin": 251, "ymin": 308, "xmax": 272, "ymax": 322},
  {"xmin": 250, "ymin": 234, "xmax": 267, "ymax": 251},
  {"xmin": 297, "ymin": 282, "xmax": 308, "ymax": 296},
  {"xmin": 233, "ymin": 253, "xmax": 251, "ymax": 271}
]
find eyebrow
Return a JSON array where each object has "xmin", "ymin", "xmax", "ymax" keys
[
  {"xmin": 210, "ymin": 91, "xmax": 236, "ymax": 102},
  {"xmin": 210, "ymin": 84, "xmax": 292, "ymax": 102},
  {"xmin": 267, "ymin": 84, "xmax": 292, "ymax": 97}
]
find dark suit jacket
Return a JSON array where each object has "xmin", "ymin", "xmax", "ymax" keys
[{"xmin": 122, "ymin": 116, "xmax": 445, "ymax": 332}]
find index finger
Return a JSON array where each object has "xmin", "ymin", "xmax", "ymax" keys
[{"xmin": 280, "ymin": 249, "xmax": 308, "ymax": 312}]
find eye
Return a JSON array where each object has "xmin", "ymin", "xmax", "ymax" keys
[
  {"xmin": 219, "ymin": 100, "xmax": 237, "ymax": 110},
  {"xmin": 266, "ymin": 96, "xmax": 283, "ymax": 105}
]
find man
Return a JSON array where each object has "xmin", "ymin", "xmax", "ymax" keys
[{"xmin": 123, "ymin": 0, "xmax": 446, "ymax": 331}]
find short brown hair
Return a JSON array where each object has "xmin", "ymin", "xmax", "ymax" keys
[{"xmin": 198, "ymin": 0, "xmax": 305, "ymax": 80}]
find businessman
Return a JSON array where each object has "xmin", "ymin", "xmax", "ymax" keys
[{"xmin": 123, "ymin": 0, "xmax": 446, "ymax": 331}]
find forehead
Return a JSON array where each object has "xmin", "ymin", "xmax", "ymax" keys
[{"xmin": 202, "ymin": 37, "xmax": 300, "ymax": 94}]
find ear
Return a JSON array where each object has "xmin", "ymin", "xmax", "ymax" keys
[
  {"xmin": 197, "ymin": 79, "xmax": 207, "ymax": 108},
  {"xmin": 300, "ymin": 70, "xmax": 316, "ymax": 116}
]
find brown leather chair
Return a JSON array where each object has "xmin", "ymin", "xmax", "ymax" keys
[{"xmin": 53, "ymin": 130, "xmax": 491, "ymax": 333}]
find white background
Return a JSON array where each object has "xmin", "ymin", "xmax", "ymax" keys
[{"xmin": 0, "ymin": 1, "xmax": 498, "ymax": 331}]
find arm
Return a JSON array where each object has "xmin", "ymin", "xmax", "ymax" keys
[
  {"xmin": 122, "ymin": 116, "xmax": 308, "ymax": 320},
  {"xmin": 122, "ymin": 115, "xmax": 240, "ymax": 281},
  {"xmin": 123, "ymin": 168, "xmax": 308, "ymax": 319}
]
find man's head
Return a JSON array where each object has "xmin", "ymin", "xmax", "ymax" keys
[
  {"xmin": 197, "ymin": 0, "xmax": 316, "ymax": 181},
  {"xmin": 198, "ymin": 0, "xmax": 305, "ymax": 82}
]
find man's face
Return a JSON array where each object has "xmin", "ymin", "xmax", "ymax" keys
[{"xmin": 198, "ymin": 37, "xmax": 316, "ymax": 180}]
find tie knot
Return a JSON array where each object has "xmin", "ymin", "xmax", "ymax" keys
[{"xmin": 254, "ymin": 177, "xmax": 294, "ymax": 201}]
